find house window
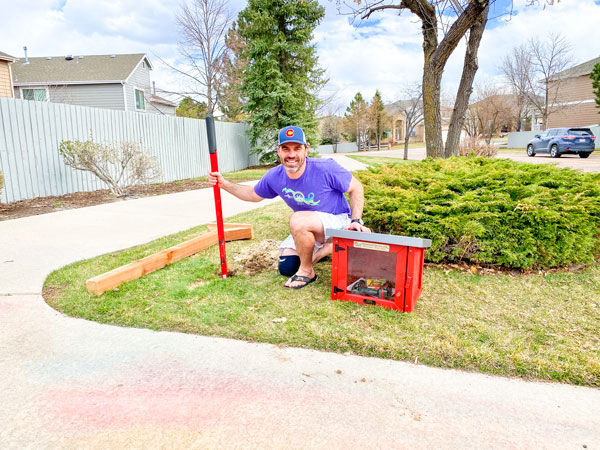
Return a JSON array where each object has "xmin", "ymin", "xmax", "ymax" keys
[
  {"xmin": 22, "ymin": 88, "xmax": 47, "ymax": 101},
  {"xmin": 135, "ymin": 88, "xmax": 146, "ymax": 110}
]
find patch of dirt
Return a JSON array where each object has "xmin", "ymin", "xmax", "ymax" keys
[
  {"xmin": 228, "ymin": 239, "xmax": 280, "ymax": 276},
  {"xmin": 0, "ymin": 178, "xmax": 213, "ymax": 221},
  {"xmin": 41, "ymin": 284, "xmax": 69, "ymax": 306}
]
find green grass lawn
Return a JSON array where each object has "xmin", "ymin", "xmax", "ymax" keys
[
  {"xmin": 191, "ymin": 165, "xmax": 271, "ymax": 183},
  {"xmin": 43, "ymin": 201, "xmax": 600, "ymax": 387},
  {"xmin": 390, "ymin": 142, "xmax": 425, "ymax": 150},
  {"xmin": 347, "ymin": 155, "xmax": 412, "ymax": 167}
]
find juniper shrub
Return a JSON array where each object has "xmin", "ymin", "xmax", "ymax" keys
[{"xmin": 358, "ymin": 158, "xmax": 600, "ymax": 269}]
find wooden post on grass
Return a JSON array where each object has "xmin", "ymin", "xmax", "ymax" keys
[{"xmin": 86, "ymin": 224, "xmax": 253, "ymax": 295}]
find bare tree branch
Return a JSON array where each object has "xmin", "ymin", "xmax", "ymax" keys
[
  {"xmin": 501, "ymin": 32, "xmax": 572, "ymax": 130},
  {"xmin": 394, "ymin": 82, "xmax": 424, "ymax": 159},
  {"xmin": 175, "ymin": 0, "xmax": 234, "ymax": 114}
]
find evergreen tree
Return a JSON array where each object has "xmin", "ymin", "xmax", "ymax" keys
[
  {"xmin": 238, "ymin": 0, "xmax": 326, "ymax": 163},
  {"xmin": 343, "ymin": 93, "xmax": 368, "ymax": 151},
  {"xmin": 176, "ymin": 97, "xmax": 209, "ymax": 119},
  {"xmin": 368, "ymin": 90, "xmax": 389, "ymax": 150},
  {"xmin": 591, "ymin": 63, "xmax": 600, "ymax": 111}
]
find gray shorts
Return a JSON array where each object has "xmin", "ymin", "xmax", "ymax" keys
[{"xmin": 279, "ymin": 211, "xmax": 351, "ymax": 252}]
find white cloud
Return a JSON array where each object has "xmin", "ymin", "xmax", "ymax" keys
[
  {"xmin": 464, "ymin": 0, "xmax": 600, "ymax": 90},
  {"xmin": 0, "ymin": 0, "xmax": 598, "ymax": 110},
  {"xmin": 315, "ymin": 10, "xmax": 424, "ymax": 108},
  {"xmin": 326, "ymin": 0, "xmax": 600, "ymax": 107}
]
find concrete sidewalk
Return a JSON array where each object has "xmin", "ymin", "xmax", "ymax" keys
[{"xmin": 1, "ymin": 168, "xmax": 599, "ymax": 449}]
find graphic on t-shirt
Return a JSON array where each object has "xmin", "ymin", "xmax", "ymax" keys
[{"xmin": 282, "ymin": 187, "xmax": 320, "ymax": 206}]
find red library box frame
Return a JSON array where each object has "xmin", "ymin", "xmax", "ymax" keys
[{"xmin": 326, "ymin": 229, "xmax": 431, "ymax": 312}]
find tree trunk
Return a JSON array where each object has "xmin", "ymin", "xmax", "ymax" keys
[
  {"xmin": 423, "ymin": 68, "xmax": 443, "ymax": 158},
  {"xmin": 444, "ymin": 5, "xmax": 488, "ymax": 158},
  {"xmin": 404, "ymin": 137, "xmax": 409, "ymax": 160},
  {"xmin": 485, "ymin": 129, "xmax": 493, "ymax": 144},
  {"xmin": 417, "ymin": 0, "xmax": 443, "ymax": 159},
  {"xmin": 402, "ymin": 0, "xmax": 488, "ymax": 159}
]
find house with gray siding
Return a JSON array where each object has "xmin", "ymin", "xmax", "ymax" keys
[{"xmin": 11, "ymin": 52, "xmax": 176, "ymax": 115}]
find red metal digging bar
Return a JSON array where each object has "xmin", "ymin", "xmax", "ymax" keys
[{"xmin": 205, "ymin": 115, "xmax": 227, "ymax": 278}]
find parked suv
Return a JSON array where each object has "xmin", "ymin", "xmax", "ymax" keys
[{"xmin": 527, "ymin": 128, "xmax": 596, "ymax": 158}]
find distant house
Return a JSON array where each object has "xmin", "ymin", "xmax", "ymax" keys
[
  {"xmin": 0, "ymin": 51, "xmax": 16, "ymax": 98},
  {"xmin": 11, "ymin": 52, "xmax": 176, "ymax": 115},
  {"xmin": 384, "ymin": 100, "xmax": 425, "ymax": 144},
  {"xmin": 547, "ymin": 56, "xmax": 600, "ymax": 128},
  {"xmin": 384, "ymin": 101, "xmax": 460, "ymax": 145},
  {"xmin": 148, "ymin": 91, "xmax": 177, "ymax": 116}
]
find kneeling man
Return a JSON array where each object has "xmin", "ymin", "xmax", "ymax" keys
[{"xmin": 208, "ymin": 125, "xmax": 370, "ymax": 289}]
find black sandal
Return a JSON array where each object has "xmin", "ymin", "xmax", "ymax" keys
[{"xmin": 285, "ymin": 273, "xmax": 318, "ymax": 289}]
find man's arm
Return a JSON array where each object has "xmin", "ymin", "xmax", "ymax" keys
[
  {"xmin": 345, "ymin": 176, "xmax": 371, "ymax": 232},
  {"xmin": 208, "ymin": 171, "xmax": 264, "ymax": 202}
]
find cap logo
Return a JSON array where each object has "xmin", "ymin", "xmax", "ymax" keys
[{"xmin": 286, "ymin": 129, "xmax": 294, "ymax": 137}]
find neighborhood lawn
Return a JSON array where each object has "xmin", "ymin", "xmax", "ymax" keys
[
  {"xmin": 43, "ymin": 201, "xmax": 600, "ymax": 387},
  {"xmin": 218, "ymin": 166, "xmax": 272, "ymax": 181},
  {"xmin": 390, "ymin": 142, "xmax": 425, "ymax": 150},
  {"xmin": 346, "ymin": 155, "xmax": 413, "ymax": 167}
]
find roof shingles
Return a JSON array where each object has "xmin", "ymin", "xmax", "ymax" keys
[
  {"xmin": 550, "ymin": 56, "xmax": 600, "ymax": 81},
  {"xmin": 11, "ymin": 53, "xmax": 150, "ymax": 84},
  {"xmin": 0, "ymin": 51, "xmax": 17, "ymax": 62}
]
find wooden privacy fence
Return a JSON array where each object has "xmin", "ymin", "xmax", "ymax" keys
[{"xmin": 0, "ymin": 98, "xmax": 255, "ymax": 203}]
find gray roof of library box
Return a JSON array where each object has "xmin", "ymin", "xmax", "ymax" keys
[
  {"xmin": 11, "ymin": 53, "xmax": 151, "ymax": 85},
  {"xmin": 326, "ymin": 229, "xmax": 432, "ymax": 248}
]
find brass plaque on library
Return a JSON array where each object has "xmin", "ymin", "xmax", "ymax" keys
[{"xmin": 354, "ymin": 241, "xmax": 390, "ymax": 252}]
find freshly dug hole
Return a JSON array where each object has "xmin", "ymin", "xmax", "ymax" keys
[{"xmin": 227, "ymin": 239, "xmax": 280, "ymax": 276}]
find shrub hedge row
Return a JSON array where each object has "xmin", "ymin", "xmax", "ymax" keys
[{"xmin": 358, "ymin": 158, "xmax": 600, "ymax": 269}]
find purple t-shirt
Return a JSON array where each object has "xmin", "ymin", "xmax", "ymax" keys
[{"xmin": 253, "ymin": 157, "xmax": 352, "ymax": 216}]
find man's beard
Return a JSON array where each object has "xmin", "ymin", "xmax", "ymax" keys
[{"xmin": 282, "ymin": 156, "xmax": 305, "ymax": 173}]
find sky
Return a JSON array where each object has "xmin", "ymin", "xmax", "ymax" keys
[{"xmin": 1, "ymin": 0, "xmax": 599, "ymax": 113}]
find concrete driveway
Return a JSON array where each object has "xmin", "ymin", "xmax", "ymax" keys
[
  {"xmin": 1, "ymin": 177, "xmax": 600, "ymax": 448},
  {"xmin": 498, "ymin": 150, "xmax": 600, "ymax": 172}
]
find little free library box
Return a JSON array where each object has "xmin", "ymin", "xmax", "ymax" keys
[{"xmin": 326, "ymin": 229, "xmax": 432, "ymax": 312}]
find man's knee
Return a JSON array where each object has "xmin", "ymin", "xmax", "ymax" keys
[
  {"xmin": 289, "ymin": 211, "xmax": 323, "ymax": 237},
  {"xmin": 278, "ymin": 255, "xmax": 300, "ymax": 276}
]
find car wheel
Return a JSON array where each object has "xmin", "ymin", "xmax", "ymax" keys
[
  {"xmin": 579, "ymin": 152, "xmax": 591, "ymax": 159},
  {"xmin": 550, "ymin": 144, "xmax": 561, "ymax": 158},
  {"xmin": 527, "ymin": 145, "xmax": 536, "ymax": 157}
]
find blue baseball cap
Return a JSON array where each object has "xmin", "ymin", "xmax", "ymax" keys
[{"xmin": 278, "ymin": 126, "xmax": 307, "ymax": 146}]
